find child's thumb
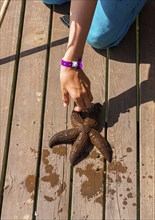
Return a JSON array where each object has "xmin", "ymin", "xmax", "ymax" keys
[{"xmin": 62, "ymin": 88, "xmax": 69, "ymax": 107}]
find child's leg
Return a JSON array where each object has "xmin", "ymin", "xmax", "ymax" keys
[
  {"xmin": 42, "ymin": 0, "xmax": 70, "ymax": 5},
  {"xmin": 87, "ymin": 0, "xmax": 148, "ymax": 49}
]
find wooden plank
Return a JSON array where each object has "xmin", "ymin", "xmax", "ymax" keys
[
  {"xmin": 0, "ymin": 0, "xmax": 21, "ymax": 179},
  {"xmin": 37, "ymin": 5, "xmax": 72, "ymax": 220},
  {"xmin": 0, "ymin": 0, "xmax": 11, "ymax": 27},
  {"xmin": 71, "ymin": 46, "xmax": 107, "ymax": 219},
  {"xmin": 105, "ymin": 23, "xmax": 137, "ymax": 219},
  {"xmin": 1, "ymin": 1, "xmax": 50, "ymax": 219},
  {"xmin": 140, "ymin": 1, "xmax": 155, "ymax": 219}
]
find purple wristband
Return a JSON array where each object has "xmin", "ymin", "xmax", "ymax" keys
[{"xmin": 61, "ymin": 59, "xmax": 83, "ymax": 69}]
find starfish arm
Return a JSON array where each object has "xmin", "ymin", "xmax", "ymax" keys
[
  {"xmin": 69, "ymin": 131, "xmax": 89, "ymax": 166},
  {"xmin": 49, "ymin": 128, "xmax": 80, "ymax": 148},
  {"xmin": 89, "ymin": 129, "xmax": 113, "ymax": 162},
  {"xmin": 71, "ymin": 110, "xmax": 84, "ymax": 127},
  {"xmin": 83, "ymin": 103, "xmax": 102, "ymax": 128},
  {"xmin": 84, "ymin": 118, "xmax": 97, "ymax": 129}
]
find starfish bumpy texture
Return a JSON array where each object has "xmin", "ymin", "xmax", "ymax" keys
[{"xmin": 49, "ymin": 103, "xmax": 113, "ymax": 165}]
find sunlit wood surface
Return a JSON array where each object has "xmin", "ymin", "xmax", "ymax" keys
[{"xmin": 0, "ymin": 1, "xmax": 154, "ymax": 219}]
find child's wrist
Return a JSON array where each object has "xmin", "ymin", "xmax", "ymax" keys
[{"xmin": 63, "ymin": 46, "xmax": 83, "ymax": 61}]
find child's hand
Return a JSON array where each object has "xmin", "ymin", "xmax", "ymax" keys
[{"xmin": 60, "ymin": 66, "xmax": 93, "ymax": 112}]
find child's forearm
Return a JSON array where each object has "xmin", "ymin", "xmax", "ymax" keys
[
  {"xmin": 63, "ymin": 0, "xmax": 97, "ymax": 61},
  {"xmin": 60, "ymin": 0, "xmax": 97, "ymax": 111}
]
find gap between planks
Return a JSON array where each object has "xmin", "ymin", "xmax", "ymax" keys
[
  {"xmin": 1, "ymin": 1, "xmax": 50, "ymax": 219},
  {"xmin": 0, "ymin": 0, "xmax": 26, "ymax": 214},
  {"xmin": 32, "ymin": 5, "xmax": 53, "ymax": 219}
]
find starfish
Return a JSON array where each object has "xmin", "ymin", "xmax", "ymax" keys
[{"xmin": 49, "ymin": 103, "xmax": 113, "ymax": 166}]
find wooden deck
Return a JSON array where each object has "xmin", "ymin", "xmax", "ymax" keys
[{"xmin": 0, "ymin": 1, "xmax": 154, "ymax": 219}]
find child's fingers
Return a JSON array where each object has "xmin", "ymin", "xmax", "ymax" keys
[
  {"xmin": 82, "ymin": 92, "xmax": 92, "ymax": 109},
  {"xmin": 74, "ymin": 97, "xmax": 86, "ymax": 112}
]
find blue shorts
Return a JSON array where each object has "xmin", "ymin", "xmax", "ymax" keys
[{"xmin": 43, "ymin": 0, "xmax": 148, "ymax": 49}]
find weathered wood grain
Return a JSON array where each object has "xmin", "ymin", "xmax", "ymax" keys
[
  {"xmin": 0, "ymin": 0, "xmax": 21, "ymax": 180},
  {"xmin": 71, "ymin": 46, "xmax": 107, "ymax": 219},
  {"xmin": 1, "ymin": 1, "xmax": 154, "ymax": 219},
  {"xmin": 140, "ymin": 2, "xmax": 155, "ymax": 219},
  {"xmin": 1, "ymin": 1, "xmax": 50, "ymax": 219},
  {"xmin": 105, "ymin": 23, "xmax": 137, "ymax": 219},
  {"xmin": 0, "ymin": 0, "xmax": 11, "ymax": 27},
  {"xmin": 37, "ymin": 5, "xmax": 72, "ymax": 220}
]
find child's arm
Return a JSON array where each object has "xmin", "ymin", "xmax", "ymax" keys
[{"xmin": 60, "ymin": 0, "xmax": 97, "ymax": 112}]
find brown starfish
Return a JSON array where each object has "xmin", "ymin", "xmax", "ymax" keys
[{"xmin": 49, "ymin": 103, "xmax": 113, "ymax": 165}]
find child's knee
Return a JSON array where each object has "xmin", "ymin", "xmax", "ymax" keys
[
  {"xmin": 87, "ymin": 30, "xmax": 115, "ymax": 50},
  {"xmin": 42, "ymin": 0, "xmax": 69, "ymax": 5},
  {"xmin": 86, "ymin": 33, "xmax": 106, "ymax": 50},
  {"xmin": 87, "ymin": 0, "xmax": 148, "ymax": 50}
]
